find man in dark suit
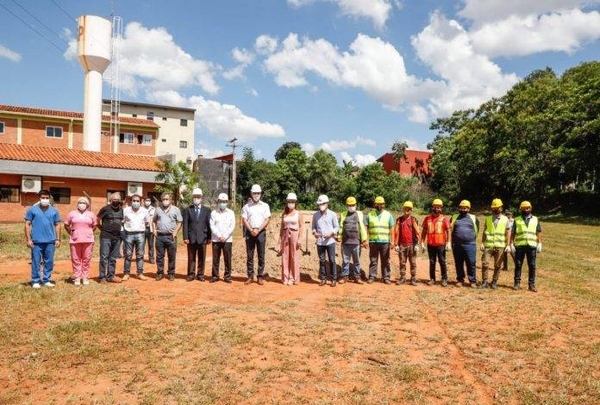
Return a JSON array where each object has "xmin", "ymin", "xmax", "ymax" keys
[{"xmin": 182, "ymin": 188, "xmax": 212, "ymax": 282}]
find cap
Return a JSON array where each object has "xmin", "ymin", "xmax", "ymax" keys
[
  {"xmin": 251, "ymin": 184, "xmax": 262, "ymax": 193},
  {"xmin": 316, "ymin": 194, "xmax": 329, "ymax": 204},
  {"xmin": 77, "ymin": 196, "xmax": 89, "ymax": 205},
  {"xmin": 346, "ymin": 196, "xmax": 357, "ymax": 205},
  {"xmin": 192, "ymin": 188, "xmax": 203, "ymax": 196},
  {"xmin": 217, "ymin": 193, "xmax": 228, "ymax": 201},
  {"xmin": 286, "ymin": 193, "xmax": 297, "ymax": 201}
]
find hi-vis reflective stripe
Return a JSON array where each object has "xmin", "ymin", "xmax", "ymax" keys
[
  {"xmin": 514, "ymin": 216, "xmax": 538, "ymax": 247},
  {"xmin": 368, "ymin": 211, "xmax": 392, "ymax": 242},
  {"xmin": 484, "ymin": 215, "xmax": 508, "ymax": 248}
]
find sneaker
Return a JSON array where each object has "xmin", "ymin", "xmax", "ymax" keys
[
  {"xmin": 244, "ymin": 278, "xmax": 253, "ymax": 285},
  {"xmin": 441, "ymin": 279, "xmax": 448, "ymax": 287},
  {"xmin": 355, "ymin": 278, "xmax": 364, "ymax": 284},
  {"xmin": 528, "ymin": 284, "xmax": 537, "ymax": 292},
  {"xmin": 513, "ymin": 283, "xmax": 521, "ymax": 291},
  {"xmin": 367, "ymin": 278, "xmax": 375, "ymax": 284},
  {"xmin": 331, "ymin": 280, "xmax": 337, "ymax": 287},
  {"xmin": 319, "ymin": 280, "xmax": 326, "ymax": 286},
  {"xmin": 73, "ymin": 279, "xmax": 81, "ymax": 286},
  {"xmin": 168, "ymin": 274, "xmax": 175, "ymax": 281},
  {"xmin": 109, "ymin": 276, "xmax": 122, "ymax": 283},
  {"xmin": 455, "ymin": 281, "xmax": 463, "ymax": 287},
  {"xmin": 44, "ymin": 281, "xmax": 55, "ymax": 288},
  {"xmin": 396, "ymin": 276, "xmax": 406, "ymax": 285},
  {"xmin": 490, "ymin": 281, "xmax": 497, "ymax": 289},
  {"xmin": 383, "ymin": 279, "xmax": 391, "ymax": 285},
  {"xmin": 470, "ymin": 282, "xmax": 478, "ymax": 288},
  {"xmin": 257, "ymin": 278, "xmax": 265, "ymax": 286},
  {"xmin": 479, "ymin": 281, "xmax": 489, "ymax": 289},
  {"xmin": 338, "ymin": 277, "xmax": 347, "ymax": 285},
  {"xmin": 83, "ymin": 279, "xmax": 90, "ymax": 285},
  {"xmin": 122, "ymin": 274, "xmax": 130, "ymax": 281},
  {"xmin": 137, "ymin": 274, "xmax": 148, "ymax": 281},
  {"xmin": 32, "ymin": 282, "xmax": 41, "ymax": 289},
  {"xmin": 428, "ymin": 279, "xmax": 436, "ymax": 286},
  {"xmin": 155, "ymin": 274, "xmax": 164, "ymax": 281},
  {"xmin": 410, "ymin": 277, "xmax": 417, "ymax": 286}
]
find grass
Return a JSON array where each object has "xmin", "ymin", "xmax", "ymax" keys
[{"xmin": 1, "ymin": 219, "xmax": 600, "ymax": 404}]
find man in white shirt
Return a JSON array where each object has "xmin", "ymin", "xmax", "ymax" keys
[
  {"xmin": 241, "ymin": 184, "xmax": 271, "ymax": 285},
  {"xmin": 210, "ymin": 193, "xmax": 235, "ymax": 283},
  {"xmin": 122, "ymin": 194, "xmax": 149, "ymax": 280}
]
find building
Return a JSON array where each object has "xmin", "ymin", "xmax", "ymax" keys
[
  {"xmin": 377, "ymin": 150, "xmax": 433, "ymax": 182},
  {"xmin": 0, "ymin": 104, "xmax": 165, "ymax": 222},
  {"xmin": 103, "ymin": 100, "xmax": 195, "ymax": 164}
]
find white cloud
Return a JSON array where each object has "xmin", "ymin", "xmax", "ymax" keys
[
  {"xmin": 410, "ymin": 12, "xmax": 519, "ymax": 119},
  {"xmin": 458, "ymin": 0, "xmax": 584, "ymax": 25},
  {"xmin": 287, "ymin": 0, "xmax": 396, "ymax": 29},
  {"xmin": 340, "ymin": 151, "xmax": 376, "ymax": 167},
  {"xmin": 321, "ymin": 136, "xmax": 376, "ymax": 152},
  {"xmin": 255, "ymin": 35, "xmax": 279, "ymax": 55},
  {"xmin": 302, "ymin": 142, "xmax": 317, "ymax": 156},
  {"xmin": 196, "ymin": 146, "xmax": 226, "ymax": 159},
  {"xmin": 223, "ymin": 47, "xmax": 255, "ymax": 80},
  {"xmin": 0, "ymin": 44, "xmax": 21, "ymax": 62},
  {"xmin": 469, "ymin": 9, "xmax": 600, "ymax": 57}
]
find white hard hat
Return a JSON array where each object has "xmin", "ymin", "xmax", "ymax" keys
[
  {"xmin": 217, "ymin": 193, "xmax": 229, "ymax": 201},
  {"xmin": 286, "ymin": 193, "xmax": 298, "ymax": 201},
  {"xmin": 316, "ymin": 194, "xmax": 329, "ymax": 204},
  {"xmin": 250, "ymin": 184, "xmax": 262, "ymax": 193},
  {"xmin": 192, "ymin": 188, "xmax": 203, "ymax": 196}
]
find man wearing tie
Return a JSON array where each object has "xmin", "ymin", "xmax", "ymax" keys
[{"xmin": 182, "ymin": 188, "xmax": 212, "ymax": 282}]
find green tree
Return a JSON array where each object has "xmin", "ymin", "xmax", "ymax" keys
[
  {"xmin": 274, "ymin": 141, "xmax": 303, "ymax": 161},
  {"xmin": 154, "ymin": 160, "xmax": 198, "ymax": 206},
  {"xmin": 391, "ymin": 140, "xmax": 408, "ymax": 164}
]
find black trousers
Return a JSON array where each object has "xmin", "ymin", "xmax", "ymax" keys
[
  {"xmin": 212, "ymin": 242, "xmax": 232, "ymax": 281},
  {"xmin": 186, "ymin": 243, "xmax": 206, "ymax": 278}
]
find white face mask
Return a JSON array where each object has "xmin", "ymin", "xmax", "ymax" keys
[
  {"xmin": 252, "ymin": 194, "xmax": 260, "ymax": 202},
  {"xmin": 131, "ymin": 202, "xmax": 141, "ymax": 209},
  {"xmin": 77, "ymin": 203, "xmax": 87, "ymax": 211},
  {"xmin": 319, "ymin": 204, "xmax": 327, "ymax": 212},
  {"xmin": 287, "ymin": 202, "xmax": 296, "ymax": 209},
  {"xmin": 162, "ymin": 200, "xmax": 171, "ymax": 207},
  {"xmin": 347, "ymin": 206, "xmax": 356, "ymax": 213},
  {"xmin": 40, "ymin": 198, "xmax": 50, "ymax": 207},
  {"xmin": 193, "ymin": 197, "xmax": 202, "ymax": 206},
  {"xmin": 218, "ymin": 202, "xmax": 227, "ymax": 210}
]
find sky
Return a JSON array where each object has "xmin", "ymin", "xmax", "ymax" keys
[{"xmin": 1, "ymin": 0, "xmax": 600, "ymax": 166}]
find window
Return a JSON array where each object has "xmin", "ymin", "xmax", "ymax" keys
[
  {"xmin": 0, "ymin": 121, "xmax": 4, "ymax": 134},
  {"xmin": 132, "ymin": 113, "xmax": 137, "ymax": 118},
  {"xmin": 180, "ymin": 119, "xmax": 188, "ymax": 127},
  {"xmin": 46, "ymin": 126, "xmax": 63, "ymax": 138},
  {"xmin": 161, "ymin": 139, "xmax": 166, "ymax": 143},
  {"xmin": 49, "ymin": 187, "xmax": 71, "ymax": 204},
  {"xmin": 137, "ymin": 134, "xmax": 153, "ymax": 145},
  {"xmin": 179, "ymin": 141, "xmax": 188, "ymax": 148},
  {"xmin": 146, "ymin": 111, "xmax": 154, "ymax": 121},
  {"xmin": 0, "ymin": 186, "xmax": 19, "ymax": 203},
  {"xmin": 162, "ymin": 117, "xmax": 168, "ymax": 121},
  {"xmin": 119, "ymin": 132, "xmax": 135, "ymax": 144}
]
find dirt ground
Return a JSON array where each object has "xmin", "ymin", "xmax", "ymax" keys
[{"xmin": 2, "ymin": 215, "xmax": 598, "ymax": 405}]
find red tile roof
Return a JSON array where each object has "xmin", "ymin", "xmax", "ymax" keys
[
  {"xmin": 0, "ymin": 144, "xmax": 163, "ymax": 172},
  {"xmin": 0, "ymin": 104, "xmax": 159, "ymax": 128}
]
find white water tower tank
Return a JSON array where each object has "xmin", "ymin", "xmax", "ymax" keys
[{"xmin": 77, "ymin": 15, "xmax": 111, "ymax": 152}]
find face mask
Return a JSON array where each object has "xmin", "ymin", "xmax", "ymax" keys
[
  {"xmin": 218, "ymin": 203, "xmax": 227, "ymax": 210},
  {"xmin": 287, "ymin": 203, "xmax": 296, "ymax": 210},
  {"xmin": 162, "ymin": 200, "xmax": 171, "ymax": 207},
  {"xmin": 252, "ymin": 194, "xmax": 260, "ymax": 202},
  {"xmin": 144, "ymin": 201, "xmax": 151, "ymax": 207},
  {"xmin": 111, "ymin": 201, "xmax": 121, "ymax": 208},
  {"xmin": 347, "ymin": 206, "xmax": 356, "ymax": 213},
  {"xmin": 521, "ymin": 210, "xmax": 529, "ymax": 216},
  {"xmin": 193, "ymin": 198, "xmax": 202, "ymax": 206},
  {"xmin": 39, "ymin": 198, "xmax": 50, "ymax": 207},
  {"xmin": 131, "ymin": 202, "xmax": 141, "ymax": 209},
  {"xmin": 77, "ymin": 203, "xmax": 87, "ymax": 211},
  {"xmin": 319, "ymin": 205, "xmax": 327, "ymax": 212}
]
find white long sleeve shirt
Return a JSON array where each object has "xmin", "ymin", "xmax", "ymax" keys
[{"xmin": 210, "ymin": 208, "xmax": 236, "ymax": 243}]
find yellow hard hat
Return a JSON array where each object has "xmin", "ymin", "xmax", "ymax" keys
[
  {"xmin": 520, "ymin": 201, "xmax": 532, "ymax": 209},
  {"xmin": 459, "ymin": 200, "xmax": 471, "ymax": 209},
  {"xmin": 403, "ymin": 201, "xmax": 413, "ymax": 209},
  {"xmin": 346, "ymin": 196, "xmax": 357, "ymax": 205},
  {"xmin": 432, "ymin": 198, "xmax": 443, "ymax": 207},
  {"xmin": 491, "ymin": 198, "xmax": 503, "ymax": 209},
  {"xmin": 374, "ymin": 196, "xmax": 385, "ymax": 204}
]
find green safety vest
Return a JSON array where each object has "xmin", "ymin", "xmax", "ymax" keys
[
  {"xmin": 367, "ymin": 210, "xmax": 393, "ymax": 243},
  {"xmin": 514, "ymin": 216, "xmax": 538, "ymax": 247},
  {"xmin": 484, "ymin": 215, "xmax": 509, "ymax": 248},
  {"xmin": 450, "ymin": 213, "xmax": 478, "ymax": 235}
]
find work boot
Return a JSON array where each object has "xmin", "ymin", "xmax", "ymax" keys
[
  {"xmin": 528, "ymin": 284, "xmax": 537, "ymax": 292},
  {"xmin": 428, "ymin": 279, "xmax": 435, "ymax": 286},
  {"xmin": 355, "ymin": 278, "xmax": 364, "ymax": 285},
  {"xmin": 479, "ymin": 281, "xmax": 489, "ymax": 289},
  {"xmin": 441, "ymin": 279, "xmax": 448, "ymax": 287},
  {"xmin": 410, "ymin": 277, "xmax": 417, "ymax": 286},
  {"xmin": 490, "ymin": 281, "xmax": 498, "ymax": 289},
  {"xmin": 396, "ymin": 276, "xmax": 406, "ymax": 285},
  {"xmin": 513, "ymin": 282, "xmax": 521, "ymax": 291}
]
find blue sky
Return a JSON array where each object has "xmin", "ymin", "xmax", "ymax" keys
[{"xmin": 1, "ymin": 0, "xmax": 600, "ymax": 165}]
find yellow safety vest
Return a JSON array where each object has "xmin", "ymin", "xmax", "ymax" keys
[
  {"xmin": 484, "ymin": 215, "xmax": 508, "ymax": 248},
  {"xmin": 514, "ymin": 216, "xmax": 538, "ymax": 247},
  {"xmin": 367, "ymin": 210, "xmax": 393, "ymax": 243}
]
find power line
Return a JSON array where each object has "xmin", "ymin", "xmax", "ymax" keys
[
  {"xmin": 0, "ymin": 2, "xmax": 65, "ymax": 53},
  {"xmin": 50, "ymin": 0, "xmax": 76, "ymax": 22},
  {"xmin": 10, "ymin": 0, "xmax": 69, "ymax": 46}
]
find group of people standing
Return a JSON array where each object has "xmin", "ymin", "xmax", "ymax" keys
[{"xmin": 24, "ymin": 185, "xmax": 542, "ymax": 292}]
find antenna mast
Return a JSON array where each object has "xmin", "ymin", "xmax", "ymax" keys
[{"xmin": 109, "ymin": 14, "xmax": 122, "ymax": 153}]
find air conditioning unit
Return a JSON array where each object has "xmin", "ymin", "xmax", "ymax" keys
[
  {"xmin": 21, "ymin": 175, "xmax": 42, "ymax": 193},
  {"xmin": 127, "ymin": 182, "xmax": 143, "ymax": 196}
]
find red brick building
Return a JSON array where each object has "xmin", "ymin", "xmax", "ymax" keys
[{"xmin": 377, "ymin": 150, "xmax": 433, "ymax": 181}]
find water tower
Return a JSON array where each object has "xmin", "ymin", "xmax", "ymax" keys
[{"xmin": 77, "ymin": 15, "xmax": 111, "ymax": 152}]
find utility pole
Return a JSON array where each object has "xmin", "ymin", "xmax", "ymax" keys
[{"xmin": 227, "ymin": 137, "xmax": 238, "ymax": 210}]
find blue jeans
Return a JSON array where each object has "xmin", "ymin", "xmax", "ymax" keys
[
  {"xmin": 124, "ymin": 232, "xmax": 146, "ymax": 274},
  {"xmin": 317, "ymin": 243, "xmax": 337, "ymax": 281},
  {"xmin": 99, "ymin": 237, "xmax": 120, "ymax": 281},
  {"xmin": 427, "ymin": 245, "xmax": 448, "ymax": 281},
  {"xmin": 341, "ymin": 244, "xmax": 361, "ymax": 278},
  {"xmin": 156, "ymin": 234, "xmax": 177, "ymax": 275},
  {"xmin": 31, "ymin": 242, "xmax": 55, "ymax": 284},
  {"xmin": 515, "ymin": 246, "xmax": 537, "ymax": 286},
  {"xmin": 452, "ymin": 242, "xmax": 477, "ymax": 283},
  {"xmin": 245, "ymin": 231, "xmax": 266, "ymax": 279}
]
